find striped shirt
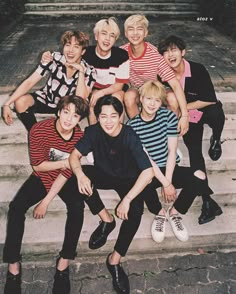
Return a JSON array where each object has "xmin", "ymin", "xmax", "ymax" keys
[
  {"xmin": 120, "ymin": 42, "xmax": 175, "ymax": 88},
  {"xmin": 29, "ymin": 118, "xmax": 83, "ymax": 191},
  {"xmin": 127, "ymin": 108, "xmax": 180, "ymax": 167},
  {"xmin": 35, "ymin": 52, "xmax": 96, "ymax": 108},
  {"xmin": 83, "ymin": 46, "xmax": 129, "ymax": 89}
]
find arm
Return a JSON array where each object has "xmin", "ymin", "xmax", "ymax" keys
[
  {"xmin": 90, "ymin": 82, "xmax": 124, "ymax": 106},
  {"xmin": 69, "ymin": 148, "xmax": 93, "ymax": 196},
  {"xmin": 2, "ymin": 71, "xmax": 43, "ymax": 125},
  {"xmin": 32, "ymin": 158, "xmax": 69, "ymax": 172},
  {"xmin": 116, "ymin": 167, "xmax": 154, "ymax": 220},
  {"xmin": 187, "ymin": 100, "xmax": 215, "ymax": 110},
  {"xmin": 168, "ymin": 77, "xmax": 189, "ymax": 136},
  {"xmin": 33, "ymin": 173, "xmax": 68, "ymax": 219}
]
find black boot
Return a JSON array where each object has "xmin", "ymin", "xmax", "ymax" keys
[
  {"xmin": 199, "ymin": 197, "xmax": 223, "ymax": 224},
  {"xmin": 208, "ymin": 135, "xmax": 222, "ymax": 161},
  {"xmin": 106, "ymin": 254, "xmax": 130, "ymax": 294},
  {"xmin": 89, "ymin": 216, "xmax": 116, "ymax": 249},
  {"xmin": 52, "ymin": 258, "xmax": 70, "ymax": 294},
  {"xmin": 4, "ymin": 264, "xmax": 21, "ymax": 294}
]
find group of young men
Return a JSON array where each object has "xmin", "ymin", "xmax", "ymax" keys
[{"xmin": 2, "ymin": 14, "xmax": 224, "ymax": 294}]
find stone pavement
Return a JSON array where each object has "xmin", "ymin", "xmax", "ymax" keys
[{"xmin": 0, "ymin": 250, "xmax": 236, "ymax": 294}]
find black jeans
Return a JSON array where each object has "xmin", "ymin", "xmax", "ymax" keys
[
  {"xmin": 183, "ymin": 101, "xmax": 225, "ymax": 173},
  {"xmin": 3, "ymin": 174, "xmax": 104, "ymax": 263},
  {"xmin": 82, "ymin": 165, "xmax": 155, "ymax": 257},
  {"xmin": 144, "ymin": 165, "xmax": 212, "ymax": 215}
]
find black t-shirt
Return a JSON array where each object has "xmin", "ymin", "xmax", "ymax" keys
[{"xmin": 75, "ymin": 123, "xmax": 151, "ymax": 179}]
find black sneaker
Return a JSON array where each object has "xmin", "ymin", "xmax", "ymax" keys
[
  {"xmin": 208, "ymin": 136, "xmax": 222, "ymax": 161},
  {"xmin": 89, "ymin": 216, "xmax": 116, "ymax": 249},
  {"xmin": 199, "ymin": 198, "xmax": 223, "ymax": 225},
  {"xmin": 4, "ymin": 267, "xmax": 21, "ymax": 294},
  {"xmin": 106, "ymin": 254, "xmax": 130, "ymax": 294},
  {"xmin": 52, "ymin": 259, "xmax": 70, "ymax": 294}
]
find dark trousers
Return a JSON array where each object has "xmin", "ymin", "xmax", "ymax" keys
[
  {"xmin": 82, "ymin": 165, "xmax": 155, "ymax": 257},
  {"xmin": 3, "ymin": 174, "xmax": 104, "ymax": 263},
  {"xmin": 144, "ymin": 165, "xmax": 212, "ymax": 215},
  {"xmin": 183, "ymin": 101, "xmax": 225, "ymax": 173}
]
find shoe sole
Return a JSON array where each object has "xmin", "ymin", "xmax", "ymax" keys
[{"xmin": 198, "ymin": 208, "xmax": 223, "ymax": 225}]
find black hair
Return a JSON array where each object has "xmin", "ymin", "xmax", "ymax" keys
[
  {"xmin": 158, "ymin": 35, "xmax": 186, "ymax": 55},
  {"xmin": 94, "ymin": 95, "xmax": 123, "ymax": 118},
  {"xmin": 57, "ymin": 95, "xmax": 89, "ymax": 121}
]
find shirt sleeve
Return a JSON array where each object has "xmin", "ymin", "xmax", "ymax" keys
[
  {"xmin": 29, "ymin": 124, "xmax": 48, "ymax": 166},
  {"xmin": 74, "ymin": 126, "xmax": 93, "ymax": 156},
  {"xmin": 82, "ymin": 59, "xmax": 97, "ymax": 89},
  {"xmin": 115, "ymin": 50, "xmax": 130, "ymax": 84},
  {"xmin": 167, "ymin": 111, "xmax": 179, "ymax": 137},
  {"xmin": 127, "ymin": 127, "xmax": 152, "ymax": 171}
]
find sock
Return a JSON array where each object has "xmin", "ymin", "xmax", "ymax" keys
[{"xmin": 17, "ymin": 110, "xmax": 37, "ymax": 131}]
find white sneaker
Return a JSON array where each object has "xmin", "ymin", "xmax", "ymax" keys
[
  {"xmin": 151, "ymin": 214, "xmax": 167, "ymax": 243},
  {"xmin": 167, "ymin": 208, "xmax": 189, "ymax": 242}
]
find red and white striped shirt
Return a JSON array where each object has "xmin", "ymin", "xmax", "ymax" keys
[
  {"xmin": 29, "ymin": 118, "xmax": 83, "ymax": 191},
  {"xmin": 120, "ymin": 42, "xmax": 175, "ymax": 88}
]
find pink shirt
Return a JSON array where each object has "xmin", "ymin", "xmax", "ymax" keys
[{"xmin": 180, "ymin": 59, "xmax": 191, "ymax": 90}]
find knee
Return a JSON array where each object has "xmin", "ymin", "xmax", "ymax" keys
[
  {"xmin": 124, "ymin": 90, "xmax": 138, "ymax": 108},
  {"xmin": 194, "ymin": 170, "xmax": 206, "ymax": 180},
  {"xmin": 15, "ymin": 95, "xmax": 32, "ymax": 113}
]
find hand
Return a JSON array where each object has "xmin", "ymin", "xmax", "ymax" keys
[
  {"xmin": 77, "ymin": 172, "xmax": 93, "ymax": 196},
  {"xmin": 116, "ymin": 197, "xmax": 130, "ymax": 220},
  {"xmin": 178, "ymin": 116, "xmax": 189, "ymax": 136},
  {"xmin": 90, "ymin": 90, "xmax": 105, "ymax": 107},
  {"xmin": 33, "ymin": 200, "xmax": 49, "ymax": 219},
  {"xmin": 2, "ymin": 105, "xmax": 13, "ymax": 126},
  {"xmin": 65, "ymin": 62, "xmax": 85, "ymax": 73},
  {"xmin": 41, "ymin": 51, "xmax": 53, "ymax": 64},
  {"xmin": 161, "ymin": 184, "xmax": 177, "ymax": 203}
]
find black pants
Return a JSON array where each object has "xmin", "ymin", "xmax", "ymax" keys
[
  {"xmin": 82, "ymin": 165, "xmax": 155, "ymax": 257},
  {"xmin": 3, "ymin": 174, "xmax": 104, "ymax": 263},
  {"xmin": 183, "ymin": 101, "xmax": 225, "ymax": 173},
  {"xmin": 144, "ymin": 165, "xmax": 212, "ymax": 215}
]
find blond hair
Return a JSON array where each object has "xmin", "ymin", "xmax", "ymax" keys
[
  {"xmin": 124, "ymin": 14, "xmax": 149, "ymax": 31},
  {"xmin": 139, "ymin": 81, "xmax": 167, "ymax": 104},
  {"xmin": 93, "ymin": 17, "xmax": 120, "ymax": 40}
]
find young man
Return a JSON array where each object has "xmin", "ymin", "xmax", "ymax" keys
[
  {"xmin": 3, "ymin": 96, "xmax": 115, "ymax": 294},
  {"xmin": 2, "ymin": 31, "xmax": 95, "ymax": 131},
  {"xmin": 83, "ymin": 17, "xmax": 130, "ymax": 124},
  {"xmin": 127, "ymin": 80, "xmax": 214, "ymax": 242},
  {"xmin": 158, "ymin": 35, "xmax": 224, "ymax": 224},
  {"xmin": 69, "ymin": 95, "xmax": 154, "ymax": 294},
  {"xmin": 120, "ymin": 14, "xmax": 188, "ymax": 136}
]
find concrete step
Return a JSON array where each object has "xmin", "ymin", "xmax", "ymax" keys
[
  {"xmin": 0, "ymin": 202, "xmax": 235, "ymax": 257},
  {"xmin": 1, "ymin": 170, "xmax": 235, "ymax": 212},
  {"xmin": 27, "ymin": 0, "xmax": 198, "ymax": 3},
  {"xmin": 25, "ymin": 3, "xmax": 199, "ymax": 12},
  {"xmin": 0, "ymin": 137, "xmax": 235, "ymax": 178}
]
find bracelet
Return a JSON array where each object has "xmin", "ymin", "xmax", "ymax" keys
[
  {"xmin": 180, "ymin": 115, "xmax": 189, "ymax": 118},
  {"xmin": 3, "ymin": 104, "xmax": 11, "ymax": 108},
  {"xmin": 163, "ymin": 182, "xmax": 171, "ymax": 188}
]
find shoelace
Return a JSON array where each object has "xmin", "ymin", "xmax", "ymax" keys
[
  {"xmin": 155, "ymin": 216, "xmax": 165, "ymax": 232},
  {"xmin": 171, "ymin": 216, "xmax": 184, "ymax": 231}
]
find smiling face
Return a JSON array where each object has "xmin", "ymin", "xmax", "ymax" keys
[
  {"xmin": 63, "ymin": 36, "xmax": 85, "ymax": 64},
  {"xmin": 57, "ymin": 103, "xmax": 81, "ymax": 132},
  {"xmin": 95, "ymin": 24, "xmax": 117, "ymax": 56},
  {"xmin": 125, "ymin": 22, "xmax": 148, "ymax": 46},
  {"xmin": 140, "ymin": 95, "xmax": 162, "ymax": 119},
  {"xmin": 163, "ymin": 45, "xmax": 185, "ymax": 70},
  {"xmin": 98, "ymin": 105, "xmax": 122, "ymax": 137}
]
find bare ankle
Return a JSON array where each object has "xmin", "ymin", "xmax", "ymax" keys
[{"xmin": 8, "ymin": 262, "xmax": 20, "ymax": 275}]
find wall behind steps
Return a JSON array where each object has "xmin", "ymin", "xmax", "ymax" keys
[{"xmin": 197, "ymin": 0, "xmax": 236, "ymax": 40}]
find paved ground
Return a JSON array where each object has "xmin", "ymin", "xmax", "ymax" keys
[
  {"xmin": 0, "ymin": 250, "xmax": 236, "ymax": 294},
  {"xmin": 0, "ymin": 17, "xmax": 236, "ymax": 96}
]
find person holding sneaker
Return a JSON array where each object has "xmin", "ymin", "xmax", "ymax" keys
[
  {"xmin": 127, "ymin": 80, "xmax": 214, "ymax": 243},
  {"xmin": 158, "ymin": 35, "xmax": 224, "ymax": 224},
  {"xmin": 3, "ymin": 96, "xmax": 114, "ymax": 294},
  {"xmin": 70, "ymin": 95, "xmax": 155, "ymax": 294}
]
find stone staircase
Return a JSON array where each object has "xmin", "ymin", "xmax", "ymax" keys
[
  {"xmin": 0, "ymin": 91, "xmax": 236, "ymax": 260},
  {"xmin": 23, "ymin": 0, "xmax": 200, "ymax": 18}
]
